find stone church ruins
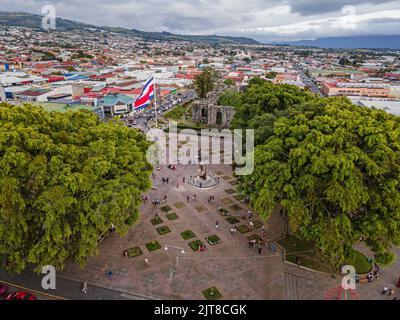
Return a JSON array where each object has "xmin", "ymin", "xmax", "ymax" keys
[{"xmin": 192, "ymin": 87, "xmax": 235, "ymax": 128}]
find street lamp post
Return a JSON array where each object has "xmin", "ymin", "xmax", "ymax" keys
[{"xmin": 164, "ymin": 244, "xmax": 186, "ymax": 300}]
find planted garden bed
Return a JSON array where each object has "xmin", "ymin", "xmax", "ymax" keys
[
  {"xmin": 226, "ymin": 216, "xmax": 240, "ymax": 225},
  {"xmin": 125, "ymin": 247, "xmax": 143, "ymax": 258},
  {"xmin": 206, "ymin": 235, "xmax": 222, "ymax": 245},
  {"xmin": 145, "ymin": 241, "xmax": 162, "ymax": 252},
  {"xmin": 236, "ymin": 224, "xmax": 251, "ymax": 234},
  {"xmin": 181, "ymin": 230, "xmax": 196, "ymax": 240},
  {"xmin": 189, "ymin": 240, "xmax": 205, "ymax": 251},
  {"xmin": 166, "ymin": 212, "xmax": 179, "ymax": 221},
  {"xmin": 157, "ymin": 226, "xmax": 172, "ymax": 235},
  {"xmin": 202, "ymin": 287, "xmax": 223, "ymax": 300}
]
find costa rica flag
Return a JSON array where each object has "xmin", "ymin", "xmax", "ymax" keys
[{"xmin": 134, "ymin": 77, "xmax": 155, "ymax": 109}]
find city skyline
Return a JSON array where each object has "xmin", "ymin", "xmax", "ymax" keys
[{"xmin": 2, "ymin": 0, "xmax": 400, "ymax": 42}]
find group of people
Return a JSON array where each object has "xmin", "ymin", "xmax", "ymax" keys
[
  {"xmin": 161, "ymin": 177, "xmax": 170, "ymax": 184},
  {"xmin": 208, "ymin": 196, "xmax": 216, "ymax": 203},
  {"xmin": 248, "ymin": 239, "xmax": 265, "ymax": 255},
  {"xmin": 186, "ymin": 194, "xmax": 197, "ymax": 202}
]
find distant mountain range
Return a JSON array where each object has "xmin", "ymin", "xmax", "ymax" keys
[
  {"xmin": 0, "ymin": 11, "xmax": 259, "ymax": 45},
  {"xmin": 278, "ymin": 35, "xmax": 400, "ymax": 50}
]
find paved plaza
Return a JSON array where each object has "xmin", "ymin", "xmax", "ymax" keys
[
  {"xmin": 61, "ymin": 163, "xmax": 400, "ymax": 300},
  {"xmin": 62, "ymin": 163, "xmax": 285, "ymax": 300}
]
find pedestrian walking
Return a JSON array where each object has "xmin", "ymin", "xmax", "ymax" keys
[
  {"xmin": 249, "ymin": 221, "xmax": 254, "ymax": 229},
  {"xmin": 145, "ymin": 257, "xmax": 150, "ymax": 266},
  {"xmin": 216, "ymin": 220, "xmax": 219, "ymax": 230},
  {"xmin": 187, "ymin": 195, "xmax": 190, "ymax": 203},
  {"xmin": 166, "ymin": 178, "xmax": 169, "ymax": 184},
  {"xmin": 296, "ymin": 257, "xmax": 302, "ymax": 268},
  {"xmin": 374, "ymin": 263, "xmax": 381, "ymax": 279},
  {"xmin": 382, "ymin": 286, "xmax": 389, "ymax": 295},
  {"xmin": 183, "ymin": 177, "xmax": 186, "ymax": 183},
  {"xmin": 271, "ymin": 242, "xmax": 276, "ymax": 253},
  {"xmin": 82, "ymin": 282, "xmax": 88, "ymax": 294},
  {"xmin": 106, "ymin": 271, "xmax": 113, "ymax": 280},
  {"xmin": 258, "ymin": 245, "xmax": 262, "ymax": 255},
  {"xmin": 389, "ymin": 288, "xmax": 395, "ymax": 296}
]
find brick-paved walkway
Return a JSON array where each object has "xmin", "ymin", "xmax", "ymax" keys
[
  {"xmin": 61, "ymin": 163, "xmax": 285, "ymax": 300},
  {"xmin": 61, "ymin": 161, "xmax": 400, "ymax": 300}
]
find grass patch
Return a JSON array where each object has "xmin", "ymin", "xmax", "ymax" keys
[
  {"xmin": 181, "ymin": 230, "xmax": 196, "ymax": 240},
  {"xmin": 160, "ymin": 205, "xmax": 172, "ymax": 212},
  {"xmin": 166, "ymin": 212, "xmax": 179, "ymax": 221},
  {"xmin": 145, "ymin": 241, "xmax": 162, "ymax": 252},
  {"xmin": 236, "ymin": 225, "xmax": 251, "ymax": 234},
  {"xmin": 189, "ymin": 240, "xmax": 205, "ymax": 251},
  {"xmin": 252, "ymin": 220, "xmax": 263, "ymax": 229},
  {"xmin": 228, "ymin": 180, "xmax": 239, "ymax": 186},
  {"xmin": 222, "ymin": 175, "xmax": 232, "ymax": 180},
  {"xmin": 125, "ymin": 247, "xmax": 143, "ymax": 258},
  {"xmin": 150, "ymin": 216, "xmax": 164, "ymax": 225},
  {"xmin": 278, "ymin": 235, "xmax": 332, "ymax": 273},
  {"xmin": 221, "ymin": 197, "xmax": 234, "ymax": 205},
  {"xmin": 344, "ymin": 250, "xmax": 372, "ymax": 274},
  {"xmin": 206, "ymin": 235, "xmax": 222, "ymax": 245},
  {"xmin": 247, "ymin": 234, "xmax": 262, "ymax": 242},
  {"xmin": 233, "ymin": 195, "xmax": 245, "ymax": 201},
  {"xmin": 195, "ymin": 205, "xmax": 207, "ymax": 213},
  {"xmin": 279, "ymin": 236, "xmax": 371, "ymax": 274},
  {"xmin": 229, "ymin": 204, "xmax": 242, "ymax": 211},
  {"xmin": 225, "ymin": 189, "xmax": 236, "ymax": 195},
  {"xmin": 164, "ymin": 104, "xmax": 190, "ymax": 121},
  {"xmin": 226, "ymin": 216, "xmax": 241, "ymax": 225},
  {"xmin": 174, "ymin": 202, "xmax": 186, "ymax": 209},
  {"xmin": 157, "ymin": 226, "xmax": 172, "ymax": 235},
  {"xmin": 202, "ymin": 287, "xmax": 223, "ymax": 300}
]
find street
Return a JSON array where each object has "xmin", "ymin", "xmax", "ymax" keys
[
  {"xmin": 0, "ymin": 269, "xmax": 157, "ymax": 300},
  {"xmin": 295, "ymin": 64, "xmax": 324, "ymax": 96}
]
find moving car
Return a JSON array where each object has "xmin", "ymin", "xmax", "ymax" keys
[{"xmin": 6, "ymin": 291, "xmax": 37, "ymax": 301}]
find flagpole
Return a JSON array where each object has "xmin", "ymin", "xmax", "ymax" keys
[{"xmin": 154, "ymin": 75, "xmax": 158, "ymax": 128}]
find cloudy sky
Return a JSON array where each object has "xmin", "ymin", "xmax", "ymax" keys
[{"xmin": 2, "ymin": 0, "xmax": 400, "ymax": 42}]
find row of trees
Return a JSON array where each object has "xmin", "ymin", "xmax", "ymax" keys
[
  {"xmin": 228, "ymin": 79, "xmax": 400, "ymax": 267},
  {"xmin": 0, "ymin": 104, "xmax": 152, "ymax": 273}
]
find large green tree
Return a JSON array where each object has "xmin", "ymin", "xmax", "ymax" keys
[
  {"xmin": 193, "ymin": 67, "xmax": 218, "ymax": 99},
  {"xmin": 0, "ymin": 104, "xmax": 152, "ymax": 273},
  {"xmin": 234, "ymin": 80, "xmax": 400, "ymax": 267}
]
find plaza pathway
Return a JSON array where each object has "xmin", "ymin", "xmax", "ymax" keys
[
  {"xmin": 61, "ymin": 162, "xmax": 400, "ymax": 300},
  {"xmin": 62, "ymin": 163, "xmax": 285, "ymax": 300}
]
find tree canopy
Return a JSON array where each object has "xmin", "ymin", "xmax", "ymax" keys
[
  {"xmin": 0, "ymin": 104, "xmax": 152, "ymax": 273},
  {"xmin": 233, "ymin": 80, "xmax": 400, "ymax": 266},
  {"xmin": 193, "ymin": 67, "xmax": 219, "ymax": 99}
]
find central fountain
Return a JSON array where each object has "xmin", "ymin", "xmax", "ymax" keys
[{"xmin": 188, "ymin": 149, "xmax": 219, "ymax": 189}]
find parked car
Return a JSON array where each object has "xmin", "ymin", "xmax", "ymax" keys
[
  {"xmin": 0, "ymin": 284, "xmax": 8, "ymax": 297},
  {"xmin": 6, "ymin": 291, "xmax": 37, "ymax": 301}
]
